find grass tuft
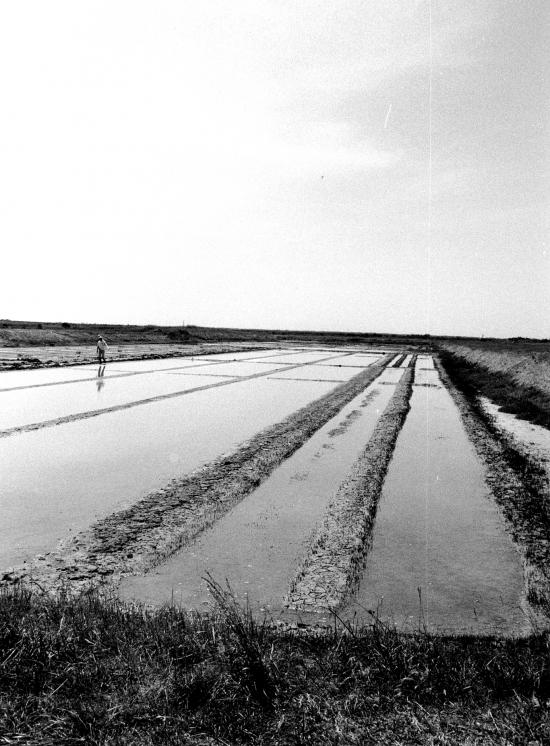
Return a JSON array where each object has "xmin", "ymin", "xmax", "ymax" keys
[{"xmin": 1, "ymin": 587, "xmax": 549, "ymax": 743}]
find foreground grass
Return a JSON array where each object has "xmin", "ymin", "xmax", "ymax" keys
[{"xmin": 1, "ymin": 588, "xmax": 549, "ymax": 745}]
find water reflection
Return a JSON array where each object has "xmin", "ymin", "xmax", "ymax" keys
[{"xmin": 96, "ymin": 365, "xmax": 106, "ymax": 393}]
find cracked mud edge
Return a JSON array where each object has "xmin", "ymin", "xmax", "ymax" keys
[
  {"xmin": 1, "ymin": 355, "xmax": 394, "ymax": 596},
  {"xmin": 435, "ymin": 358, "xmax": 550, "ymax": 614},
  {"xmin": 284, "ymin": 363, "xmax": 414, "ymax": 613}
]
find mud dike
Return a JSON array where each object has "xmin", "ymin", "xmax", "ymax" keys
[{"xmin": 285, "ymin": 367, "xmax": 413, "ymax": 612}]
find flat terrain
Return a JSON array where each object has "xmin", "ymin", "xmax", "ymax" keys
[
  {"xmin": 1, "ymin": 334, "xmax": 549, "ymax": 743},
  {"xmin": 1, "ymin": 344, "xmax": 548, "ymax": 633},
  {"xmin": 0, "ymin": 318, "xmax": 432, "ymax": 354}
]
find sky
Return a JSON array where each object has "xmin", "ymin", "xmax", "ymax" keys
[{"xmin": 1, "ymin": 1, "xmax": 548, "ymax": 337}]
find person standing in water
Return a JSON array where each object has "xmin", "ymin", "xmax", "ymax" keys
[{"xmin": 96, "ymin": 335, "xmax": 108, "ymax": 363}]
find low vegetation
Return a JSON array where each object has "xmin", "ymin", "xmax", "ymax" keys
[
  {"xmin": 0, "ymin": 319, "xmax": 433, "ymax": 350},
  {"xmin": 1, "ymin": 585, "xmax": 549, "ymax": 745},
  {"xmin": 438, "ymin": 343, "xmax": 550, "ymax": 429}
]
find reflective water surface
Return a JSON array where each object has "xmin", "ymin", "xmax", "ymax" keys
[
  {"xmin": 347, "ymin": 360, "xmax": 530, "ymax": 635},
  {"xmin": 1, "ymin": 375, "xmax": 335, "ymax": 568},
  {"xmin": 119, "ymin": 372, "xmax": 397, "ymax": 611}
]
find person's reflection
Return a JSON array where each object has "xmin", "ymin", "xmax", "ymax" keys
[{"xmin": 96, "ymin": 364, "xmax": 106, "ymax": 392}]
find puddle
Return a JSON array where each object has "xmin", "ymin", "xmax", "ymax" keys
[
  {"xmin": 347, "ymin": 359, "xmax": 531, "ymax": 635},
  {"xmin": 118, "ymin": 375, "xmax": 399, "ymax": 612},
  {"xmin": 0, "ymin": 377, "xmax": 336, "ymax": 570}
]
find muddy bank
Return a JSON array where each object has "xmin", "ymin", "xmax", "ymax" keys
[
  {"xmin": 285, "ymin": 364, "xmax": 414, "ymax": 612},
  {"xmin": 436, "ymin": 358, "xmax": 550, "ymax": 613},
  {"xmin": 2, "ymin": 356, "xmax": 392, "ymax": 596}
]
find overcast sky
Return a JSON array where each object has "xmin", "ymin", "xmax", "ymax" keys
[{"xmin": 1, "ymin": 1, "xmax": 548, "ymax": 337}]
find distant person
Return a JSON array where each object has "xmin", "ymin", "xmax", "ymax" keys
[{"xmin": 96, "ymin": 335, "xmax": 108, "ymax": 364}]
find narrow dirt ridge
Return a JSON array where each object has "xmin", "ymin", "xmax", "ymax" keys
[
  {"xmin": 436, "ymin": 358, "xmax": 550, "ymax": 613},
  {"xmin": 2, "ymin": 355, "xmax": 394, "ymax": 595},
  {"xmin": 285, "ymin": 363, "xmax": 415, "ymax": 612}
]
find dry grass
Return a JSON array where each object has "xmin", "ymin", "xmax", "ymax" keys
[
  {"xmin": 1, "ymin": 586, "xmax": 549, "ymax": 745},
  {"xmin": 441, "ymin": 344, "xmax": 550, "ymax": 397},
  {"xmin": 439, "ymin": 344, "xmax": 550, "ymax": 428}
]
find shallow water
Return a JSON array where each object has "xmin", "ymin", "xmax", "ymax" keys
[
  {"xmin": 1, "ymin": 354, "xmax": 341, "ymax": 432},
  {"xmin": 196, "ymin": 348, "xmax": 293, "ymax": 361},
  {"xmin": 480, "ymin": 396, "xmax": 550, "ymax": 482},
  {"xmin": 417, "ymin": 355, "xmax": 435, "ymax": 370},
  {"xmin": 255, "ymin": 351, "xmax": 346, "ymax": 365},
  {"xmin": 78, "ymin": 354, "xmax": 264, "ymax": 372},
  {"xmin": 323, "ymin": 354, "xmax": 382, "ymax": 367},
  {"xmin": 0, "ymin": 366, "xmax": 111, "ymax": 390},
  {"xmin": 0, "ymin": 376, "xmax": 336, "ymax": 569},
  {"xmin": 0, "ymin": 352, "xmax": 278, "ymax": 391},
  {"xmin": 414, "ymin": 366, "xmax": 441, "ymax": 387},
  {"xmin": 160, "ymin": 361, "xmax": 291, "ymax": 378},
  {"xmin": 118, "ymin": 371, "xmax": 398, "ymax": 611},
  {"xmin": 347, "ymin": 358, "xmax": 530, "ymax": 635},
  {"xmin": 377, "ymin": 366, "xmax": 405, "ymax": 384},
  {"xmin": 269, "ymin": 366, "xmax": 361, "ymax": 382},
  {"xmin": 0, "ymin": 373, "xmax": 233, "ymax": 431}
]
